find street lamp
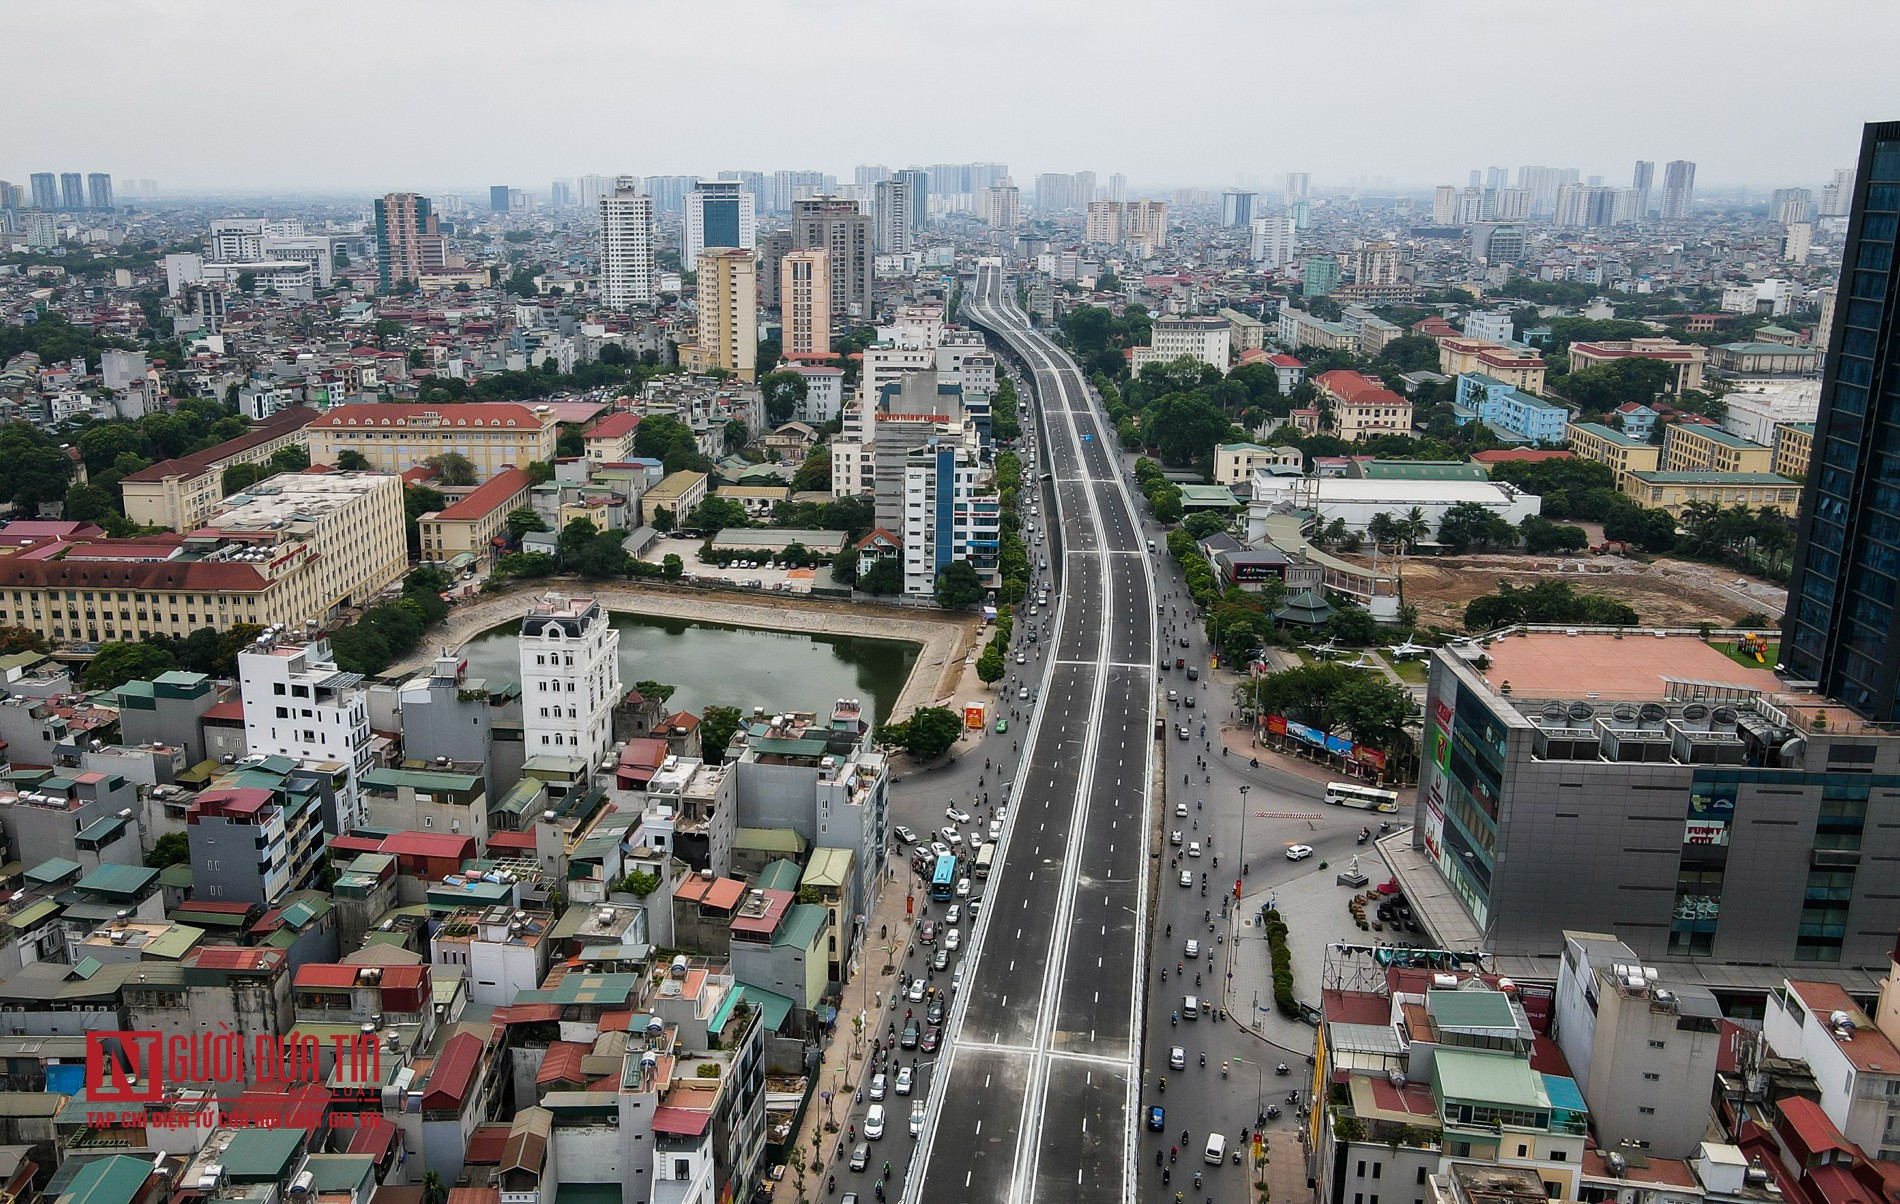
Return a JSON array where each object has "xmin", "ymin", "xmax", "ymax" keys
[
  {"xmin": 1236, "ymin": 785, "xmax": 1250, "ymax": 903},
  {"xmin": 1231, "ymin": 1055, "xmax": 1266, "ymax": 1160}
]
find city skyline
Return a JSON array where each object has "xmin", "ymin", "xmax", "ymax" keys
[{"xmin": 11, "ymin": 0, "xmax": 1897, "ymax": 194}]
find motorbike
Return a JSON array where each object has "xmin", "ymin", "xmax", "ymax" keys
[
  {"xmin": 1276, "ymin": 1063, "xmax": 1290, "ymax": 1076},
  {"xmin": 1159, "ymin": 1077, "xmax": 1166, "ymax": 1093},
  {"xmin": 1250, "ymin": 757, "xmax": 1258, "ymax": 768},
  {"xmin": 1232, "ymin": 1150, "xmax": 1242, "ymax": 1165},
  {"xmin": 1356, "ymin": 829, "xmax": 1370, "ymax": 845},
  {"xmin": 1286, "ymin": 1091, "xmax": 1300, "ymax": 1104},
  {"xmin": 1266, "ymin": 1105, "xmax": 1281, "ymax": 1120}
]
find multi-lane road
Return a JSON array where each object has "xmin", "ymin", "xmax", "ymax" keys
[{"xmin": 902, "ymin": 264, "xmax": 1157, "ymax": 1204}]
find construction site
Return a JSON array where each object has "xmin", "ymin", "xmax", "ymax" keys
[{"xmin": 1388, "ymin": 552, "xmax": 1789, "ymax": 631}]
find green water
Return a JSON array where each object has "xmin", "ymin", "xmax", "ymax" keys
[{"xmin": 456, "ymin": 608, "xmax": 920, "ymax": 723}]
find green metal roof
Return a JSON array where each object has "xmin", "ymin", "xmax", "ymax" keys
[
  {"xmin": 1433, "ymin": 1048, "xmax": 1551, "ymax": 1111},
  {"xmin": 302, "ymin": 1156, "xmax": 377, "ymax": 1194},
  {"xmin": 755, "ymin": 858, "xmax": 804, "ymax": 892},
  {"xmin": 515, "ymin": 972, "xmax": 642, "ymax": 1007},
  {"xmin": 774, "ymin": 902, "xmax": 828, "ymax": 949},
  {"xmin": 497, "ymin": 778, "xmax": 547, "ymax": 817},
  {"xmin": 732, "ymin": 982, "xmax": 795, "ymax": 1031},
  {"xmin": 157, "ymin": 864, "xmax": 195, "ymax": 888},
  {"xmin": 363, "ymin": 766, "xmax": 482, "ymax": 793},
  {"xmin": 736, "ymin": 828, "xmax": 807, "ymax": 854},
  {"xmin": 221, "ymin": 1128, "xmax": 306, "ymax": 1181},
  {"xmin": 1667, "ymin": 425, "xmax": 1768, "ymax": 450},
  {"xmin": 143, "ymin": 924, "xmax": 203, "ymax": 960},
  {"xmin": 60, "ymin": 1154, "xmax": 154, "ymax": 1204},
  {"xmin": 1355, "ymin": 461, "xmax": 1487, "ymax": 481},
  {"xmin": 1567, "ymin": 421, "xmax": 1651, "ymax": 448},
  {"xmin": 75, "ymin": 864, "xmax": 157, "ymax": 898},
  {"xmin": 746, "ymin": 735, "xmax": 834, "ymax": 758},
  {"xmin": 8, "ymin": 898, "xmax": 59, "ymax": 929},
  {"xmin": 802, "ymin": 847, "xmax": 853, "ymax": 890},
  {"xmin": 1177, "ymin": 484, "xmax": 1241, "ymax": 506},
  {"xmin": 1426, "ymin": 989, "xmax": 1520, "ymax": 1031},
  {"xmin": 26, "ymin": 858, "xmax": 82, "ymax": 885}
]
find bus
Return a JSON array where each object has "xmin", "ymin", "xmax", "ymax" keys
[
  {"xmin": 974, "ymin": 841, "xmax": 997, "ymax": 879},
  {"xmin": 1324, "ymin": 782, "xmax": 1400, "ymax": 813},
  {"xmin": 930, "ymin": 854, "xmax": 958, "ymax": 901}
]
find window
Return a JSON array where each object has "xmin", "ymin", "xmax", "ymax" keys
[
  {"xmin": 1517, "ymin": 1145, "xmax": 1528, "ymax": 1158},
  {"xmin": 1417, "ymin": 1170, "xmax": 1428, "ymax": 1186},
  {"xmin": 674, "ymin": 1160, "xmax": 691, "ymax": 1181},
  {"xmin": 1373, "ymin": 1164, "xmax": 1381, "ymax": 1179},
  {"xmin": 1358, "ymin": 1163, "xmax": 1366, "ymax": 1178},
  {"xmin": 1643, "ymin": 1072, "xmax": 1660, "ymax": 1081},
  {"xmin": 1647, "ymin": 1039, "xmax": 1666, "ymax": 1050},
  {"xmin": 1638, "ymin": 1106, "xmax": 1655, "ymax": 1115}
]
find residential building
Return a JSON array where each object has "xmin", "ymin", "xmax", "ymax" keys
[
  {"xmin": 582, "ymin": 413, "xmax": 642, "ymax": 464},
  {"xmin": 1131, "ymin": 315, "xmax": 1230, "ymax": 374},
  {"xmin": 1434, "ymin": 185, "xmax": 1458, "ymax": 224},
  {"xmin": 756, "ymin": 229, "xmax": 793, "ymax": 306},
  {"xmin": 1354, "ymin": 241, "xmax": 1400, "ymax": 286},
  {"xmin": 186, "ymin": 786, "xmax": 318, "ymax": 905},
  {"xmin": 415, "ymin": 467, "xmax": 533, "ymax": 569},
  {"xmin": 1763, "ymin": 979, "xmax": 1900, "ymax": 1161},
  {"xmin": 1438, "ymin": 338, "xmax": 1547, "ymax": 394},
  {"xmin": 1471, "ymin": 223, "xmax": 1527, "ymax": 265},
  {"xmin": 121, "ymin": 406, "xmax": 319, "ymax": 532},
  {"xmin": 1623, "ymin": 471, "xmax": 1804, "ymax": 517},
  {"xmin": 28, "ymin": 173, "xmax": 54, "ymax": 210},
  {"xmin": 1463, "ymin": 311, "xmax": 1515, "ymax": 344},
  {"xmin": 1302, "ymin": 256, "xmax": 1339, "ymax": 297},
  {"xmin": 430, "ymin": 906, "xmax": 549, "ymax": 1009},
  {"xmin": 1551, "ymin": 931, "xmax": 1723, "ymax": 1157},
  {"xmin": 1402, "ymin": 631, "xmax": 1900, "ymax": 978},
  {"xmin": 1265, "ymin": 352, "xmax": 1306, "ymax": 393},
  {"xmin": 982, "ymin": 178, "xmax": 1020, "ymax": 229},
  {"xmin": 87, "ymin": 173, "xmax": 112, "ymax": 211},
  {"xmin": 1569, "ymin": 338, "xmax": 1708, "ymax": 393},
  {"xmin": 684, "ymin": 180, "xmax": 756, "ymax": 270},
  {"xmin": 1454, "ymin": 374, "xmax": 1568, "ymax": 445},
  {"xmin": 1773, "ymin": 422, "xmax": 1814, "ymax": 480},
  {"xmin": 1631, "ymin": 160, "xmax": 1654, "ymax": 218},
  {"xmin": 900, "ymin": 438, "xmax": 1000, "ymax": 596},
  {"xmin": 1249, "ymin": 215, "xmax": 1295, "ymax": 266},
  {"xmin": 1566, "ymin": 421, "xmax": 1662, "ymax": 489},
  {"xmin": 1221, "ymin": 190, "xmax": 1254, "ymax": 227},
  {"xmin": 792, "ymin": 198, "xmax": 873, "ymax": 325},
  {"xmin": 1220, "ymin": 308, "xmax": 1268, "ymax": 355},
  {"xmin": 1214, "ymin": 442, "xmax": 1301, "ymax": 487},
  {"xmin": 59, "ymin": 173, "xmax": 82, "ymax": 210},
  {"xmin": 305, "ymin": 403, "xmax": 559, "ymax": 481},
  {"xmin": 1125, "ymin": 200, "xmax": 1168, "ymax": 250},
  {"xmin": 1661, "ymin": 160, "xmax": 1697, "ymax": 220},
  {"xmin": 374, "ymin": 193, "xmax": 447, "ymax": 292},
  {"xmin": 1554, "ymin": 184, "xmax": 1617, "ymax": 229},
  {"xmin": 1661, "ymin": 424, "xmax": 1775, "ymax": 475},
  {"xmin": 781, "ymin": 250, "xmax": 830, "ymax": 358},
  {"xmin": 1315, "ymin": 370, "xmax": 1414, "ymax": 441},
  {"xmin": 519, "ymin": 593, "xmax": 621, "ymax": 768},
  {"xmin": 600, "ymin": 178, "xmax": 657, "ymax": 309},
  {"xmin": 1084, "ymin": 201, "xmax": 1124, "ymax": 245},
  {"xmin": 872, "ymin": 178, "xmax": 912, "ymax": 254},
  {"xmin": 686, "ymin": 249, "xmax": 758, "ymax": 381},
  {"xmin": 239, "ymin": 637, "xmax": 374, "ymax": 833}
]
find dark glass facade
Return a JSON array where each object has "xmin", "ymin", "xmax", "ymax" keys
[{"xmin": 1784, "ymin": 121, "xmax": 1900, "ymax": 717}]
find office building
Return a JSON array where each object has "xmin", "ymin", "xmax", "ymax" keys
[
  {"xmin": 685, "ymin": 179, "xmax": 757, "ymax": 269},
  {"xmin": 28, "ymin": 173, "xmax": 55, "ymax": 210},
  {"xmin": 489, "ymin": 185, "xmax": 510, "ymax": 212},
  {"xmin": 770, "ymin": 170, "xmax": 829, "ymax": 213},
  {"xmin": 1569, "ymin": 337, "xmax": 1707, "ymax": 392},
  {"xmin": 59, "ymin": 173, "xmax": 83, "ymax": 210},
  {"xmin": 1221, "ymin": 190, "xmax": 1254, "ymax": 227},
  {"xmin": 1285, "ymin": 172, "xmax": 1309, "ymax": 204},
  {"xmin": 121, "ymin": 406, "xmax": 320, "ymax": 532},
  {"xmin": 757, "ymin": 229, "xmax": 794, "ymax": 307},
  {"xmin": 86, "ymin": 173, "xmax": 112, "ymax": 211},
  {"xmin": 1661, "ymin": 160, "xmax": 1697, "ymax": 220},
  {"xmin": 782, "ymin": 250, "xmax": 830, "ymax": 358},
  {"xmin": 1820, "ymin": 167, "xmax": 1856, "ymax": 217},
  {"xmin": 549, "ymin": 179, "xmax": 572, "ymax": 208},
  {"xmin": 1554, "ymin": 184, "xmax": 1617, "ymax": 229},
  {"xmin": 793, "ymin": 197, "xmax": 873, "ymax": 325},
  {"xmin": 1130, "ymin": 315, "xmax": 1230, "ymax": 374},
  {"xmin": 873, "ymin": 178, "xmax": 912, "ymax": 254},
  {"xmin": 1456, "ymin": 185, "xmax": 1483, "ymax": 224},
  {"xmin": 690, "ymin": 248, "xmax": 758, "ymax": 381},
  {"xmin": 1404, "ymin": 629, "xmax": 1900, "ymax": 981},
  {"xmin": 900, "ymin": 439, "xmax": 1000, "ymax": 596},
  {"xmin": 239, "ymin": 636, "xmax": 375, "ymax": 833},
  {"xmin": 1785, "ymin": 122, "xmax": 1900, "ymax": 717},
  {"xmin": 305, "ymin": 403, "xmax": 559, "ymax": 480},
  {"xmin": 519, "ymin": 592, "xmax": 621, "ymax": 767},
  {"xmin": 414, "ymin": 467, "xmax": 533, "ymax": 569},
  {"xmin": 1303, "ymin": 255, "xmax": 1339, "ymax": 297},
  {"xmin": 1085, "ymin": 200, "xmax": 1124, "ymax": 244},
  {"xmin": 1250, "ymin": 214, "xmax": 1296, "ymax": 266},
  {"xmin": 1632, "ymin": 160, "xmax": 1655, "ymax": 219},
  {"xmin": 599, "ymin": 177, "xmax": 657, "ymax": 308},
  {"xmin": 983, "ymin": 178, "xmax": 1021, "ymax": 229},
  {"xmin": 373, "ymin": 193, "xmax": 446, "ymax": 292}
]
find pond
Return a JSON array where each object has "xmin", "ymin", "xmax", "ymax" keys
[{"xmin": 455, "ymin": 608, "xmax": 920, "ymax": 724}]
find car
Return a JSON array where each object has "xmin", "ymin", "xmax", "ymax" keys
[
  {"xmin": 929, "ymin": 841, "xmax": 952, "ymax": 861},
  {"xmin": 969, "ymin": 897, "xmax": 984, "ymax": 915},
  {"xmin": 1187, "ymin": 666, "xmax": 1199, "ymax": 681},
  {"xmin": 932, "ymin": 945, "xmax": 950, "ymax": 971},
  {"xmin": 1029, "ymin": 605, "xmax": 1040, "ymax": 616},
  {"xmin": 956, "ymin": 877, "xmax": 971, "ymax": 898},
  {"xmin": 1175, "ymin": 657, "xmax": 1185, "ymax": 669},
  {"xmin": 870, "ymin": 1073, "xmax": 887, "ymax": 1100},
  {"xmin": 1171, "ymin": 830, "xmax": 1183, "ymax": 845},
  {"xmin": 921, "ymin": 1026, "xmax": 941, "ymax": 1052},
  {"xmin": 1018, "ymin": 686, "xmax": 1030, "ymax": 700},
  {"xmin": 945, "ymin": 927, "xmax": 961, "ymax": 952},
  {"xmin": 906, "ymin": 978, "xmax": 926, "ymax": 1002},
  {"xmin": 910, "ymin": 1101, "xmax": 926, "ymax": 1137},
  {"xmin": 895, "ymin": 1066, "xmax": 914, "ymax": 1095},
  {"xmin": 864, "ymin": 1104, "xmax": 885, "ymax": 1139},
  {"xmin": 989, "ymin": 820, "xmax": 1003, "ymax": 840},
  {"xmin": 850, "ymin": 1142, "xmax": 869, "ymax": 1171},
  {"xmin": 1188, "ymin": 842, "xmax": 1202, "ymax": 858},
  {"xmin": 1286, "ymin": 844, "xmax": 1315, "ymax": 861},
  {"xmin": 1185, "ymin": 695, "xmax": 1196, "ymax": 709},
  {"xmin": 1179, "ymin": 870, "xmax": 1193, "ymax": 887},
  {"xmin": 996, "ymin": 715, "xmax": 1010, "ymax": 732},
  {"xmin": 843, "ymin": 1194, "xmax": 859, "ymax": 1204},
  {"xmin": 1169, "ymin": 1046, "xmax": 1187, "ymax": 1070},
  {"xmin": 945, "ymin": 904, "xmax": 962, "ymax": 924},
  {"xmin": 1180, "ymin": 636, "xmax": 1190, "ymax": 648},
  {"xmin": 946, "ymin": 807, "xmax": 973, "ymax": 825},
  {"xmin": 1159, "ymin": 659, "xmax": 1170, "ymax": 672},
  {"xmin": 940, "ymin": 827, "xmax": 962, "ymax": 846},
  {"xmin": 1175, "ymin": 801, "xmax": 1188, "ymax": 817},
  {"xmin": 1177, "ymin": 725, "xmax": 1190, "ymax": 740},
  {"xmin": 894, "ymin": 826, "xmax": 917, "ymax": 845},
  {"xmin": 1028, "ymin": 629, "xmax": 1038, "ymax": 643},
  {"xmin": 1148, "ymin": 1104, "xmax": 1167, "ymax": 1132},
  {"xmin": 920, "ymin": 921, "xmax": 937, "ymax": 944},
  {"xmin": 1168, "ymin": 690, "xmax": 1178, "ymax": 702},
  {"xmin": 901, "ymin": 1022, "xmax": 920, "ymax": 1049},
  {"xmin": 1015, "ymin": 652, "xmax": 1027, "ymax": 664},
  {"xmin": 927, "ymin": 997, "xmax": 945, "ymax": 1024},
  {"xmin": 1185, "ymin": 939, "xmax": 1200, "ymax": 958}
]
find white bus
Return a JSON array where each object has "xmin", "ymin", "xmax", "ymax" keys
[
  {"xmin": 974, "ymin": 841, "xmax": 997, "ymax": 879},
  {"xmin": 1324, "ymin": 782, "xmax": 1400, "ymax": 813}
]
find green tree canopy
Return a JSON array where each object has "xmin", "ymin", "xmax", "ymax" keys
[
  {"xmin": 760, "ymin": 370, "xmax": 809, "ymax": 427},
  {"xmin": 700, "ymin": 705, "xmax": 743, "ymax": 765},
  {"xmin": 423, "ymin": 452, "xmax": 478, "ymax": 487},
  {"xmin": 934, "ymin": 560, "xmax": 985, "ymax": 609},
  {"xmin": 83, "ymin": 641, "xmax": 176, "ymax": 691}
]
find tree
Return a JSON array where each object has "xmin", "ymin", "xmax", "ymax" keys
[
  {"xmin": 1149, "ymin": 486, "xmax": 1183, "ymax": 525},
  {"xmin": 77, "ymin": 424, "xmax": 148, "ymax": 475},
  {"xmin": 336, "ymin": 449, "xmax": 372, "ymax": 471},
  {"xmin": 1181, "ymin": 511, "xmax": 1228, "ymax": 540},
  {"xmin": 404, "ymin": 485, "xmax": 446, "ymax": 553},
  {"xmin": 760, "ymin": 370, "xmax": 810, "ymax": 426},
  {"xmin": 222, "ymin": 462, "xmax": 262, "ymax": 495},
  {"xmin": 145, "ymin": 831, "xmax": 190, "ymax": 869},
  {"xmin": 82, "ymin": 642, "xmax": 177, "ymax": 691},
  {"xmin": 495, "ymin": 551, "xmax": 556, "ymax": 578},
  {"xmin": 700, "ymin": 705, "xmax": 744, "ymax": 765},
  {"xmin": 635, "ymin": 681, "xmax": 678, "ymax": 709},
  {"xmin": 235, "ymin": 271, "xmax": 256, "ymax": 294},
  {"xmin": 1520, "ymin": 515, "xmax": 1590, "ymax": 554},
  {"xmin": 791, "ymin": 446, "xmax": 832, "ymax": 493},
  {"xmin": 883, "ymin": 705, "xmax": 964, "ymax": 762},
  {"xmin": 62, "ymin": 483, "xmax": 121, "ymax": 525},
  {"xmin": 934, "ymin": 560, "xmax": 985, "ymax": 609},
  {"xmin": 422, "ymin": 452, "xmax": 477, "ymax": 487},
  {"xmin": 859, "ymin": 557, "xmax": 902, "ymax": 595},
  {"xmin": 270, "ymin": 444, "xmax": 311, "ymax": 475},
  {"xmin": 662, "ymin": 553, "xmax": 684, "ymax": 579},
  {"xmin": 1325, "ymin": 607, "xmax": 1379, "ymax": 647},
  {"xmin": 0, "ymin": 425, "xmax": 75, "ymax": 511},
  {"xmin": 0, "ymin": 626, "xmax": 48, "ymax": 654},
  {"xmin": 976, "ymin": 645, "xmax": 1006, "ymax": 686},
  {"xmin": 1436, "ymin": 501, "xmax": 1516, "ymax": 553},
  {"xmin": 688, "ymin": 495, "xmax": 748, "ymax": 534},
  {"xmin": 506, "ymin": 507, "xmax": 549, "ymax": 540}
]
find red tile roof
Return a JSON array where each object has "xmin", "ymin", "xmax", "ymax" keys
[
  {"xmin": 122, "ymin": 407, "xmax": 320, "ymax": 483},
  {"xmin": 585, "ymin": 413, "xmax": 641, "ymax": 440},
  {"xmin": 1265, "ymin": 353, "xmax": 1305, "ymax": 368},
  {"xmin": 0, "ymin": 557, "xmax": 269, "ymax": 594},
  {"xmin": 433, "ymin": 468, "xmax": 532, "ymax": 521},
  {"xmin": 421, "ymin": 1031, "xmax": 485, "ymax": 1111},
  {"xmin": 1785, "ymin": 981, "xmax": 1900, "ymax": 1072},
  {"xmin": 294, "ymin": 963, "xmax": 363, "ymax": 989},
  {"xmin": 1471, "ymin": 449, "xmax": 1575, "ymax": 463},
  {"xmin": 203, "ymin": 701, "xmax": 246, "ymax": 722},
  {"xmin": 535, "ymin": 1042, "xmax": 590, "ymax": 1085},
  {"xmin": 380, "ymin": 831, "xmax": 478, "ymax": 860},
  {"xmin": 652, "ymin": 1106, "xmax": 712, "ymax": 1136},
  {"xmin": 309, "ymin": 403, "xmax": 551, "ymax": 430}
]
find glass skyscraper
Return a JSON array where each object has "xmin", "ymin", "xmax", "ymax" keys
[{"xmin": 1783, "ymin": 120, "xmax": 1900, "ymax": 717}]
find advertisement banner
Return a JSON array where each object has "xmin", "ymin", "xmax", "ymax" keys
[
  {"xmin": 1422, "ymin": 777, "xmax": 1446, "ymax": 863},
  {"xmin": 1428, "ymin": 724, "xmax": 1452, "ymax": 772},
  {"xmin": 1324, "ymin": 733, "xmax": 1353, "ymax": 756},
  {"xmin": 1353, "ymin": 745, "xmax": 1387, "ymax": 770},
  {"xmin": 1287, "ymin": 721, "xmax": 1326, "ymax": 748},
  {"xmin": 1267, "ymin": 714, "xmax": 1288, "ymax": 736},
  {"xmin": 1684, "ymin": 820, "xmax": 1730, "ymax": 846}
]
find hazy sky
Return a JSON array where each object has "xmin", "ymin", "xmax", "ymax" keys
[{"xmin": 15, "ymin": 0, "xmax": 1900, "ymax": 195}]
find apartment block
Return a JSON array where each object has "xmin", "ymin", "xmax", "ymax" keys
[
  {"xmin": 1661, "ymin": 424, "xmax": 1775, "ymax": 475},
  {"xmin": 1773, "ymin": 421, "xmax": 1814, "ymax": 480},
  {"xmin": 1564, "ymin": 421, "xmax": 1661, "ymax": 489},
  {"xmin": 305, "ymin": 403, "xmax": 558, "ymax": 480},
  {"xmin": 685, "ymin": 248, "xmax": 757, "ymax": 381},
  {"xmin": 519, "ymin": 593, "xmax": 622, "ymax": 768},
  {"xmin": 900, "ymin": 439, "xmax": 1000, "ymax": 596},
  {"xmin": 781, "ymin": 250, "xmax": 830, "ymax": 357},
  {"xmin": 121, "ymin": 407, "xmax": 319, "ymax": 532}
]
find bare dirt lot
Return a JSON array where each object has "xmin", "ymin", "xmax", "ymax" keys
[{"xmin": 1390, "ymin": 553, "xmax": 1788, "ymax": 631}]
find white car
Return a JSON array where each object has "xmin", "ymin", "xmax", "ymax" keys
[
  {"xmin": 941, "ymin": 827, "xmax": 963, "ymax": 846},
  {"xmin": 1175, "ymin": 802, "xmax": 1188, "ymax": 818},
  {"xmin": 1169, "ymin": 1046, "xmax": 1187, "ymax": 1070},
  {"xmin": 1187, "ymin": 842, "xmax": 1202, "ymax": 858},
  {"xmin": 989, "ymin": 820, "xmax": 1003, "ymax": 840},
  {"xmin": 945, "ymin": 904, "xmax": 962, "ymax": 924},
  {"xmin": 1286, "ymin": 844, "xmax": 1315, "ymax": 861},
  {"xmin": 929, "ymin": 841, "xmax": 953, "ymax": 861},
  {"xmin": 956, "ymin": 877, "xmax": 971, "ymax": 898},
  {"xmin": 894, "ymin": 826, "xmax": 917, "ymax": 845},
  {"xmin": 1179, "ymin": 870, "xmax": 1193, "ymax": 887},
  {"xmin": 907, "ymin": 978, "xmax": 926, "ymax": 1002},
  {"xmin": 1016, "ymin": 652, "xmax": 1027, "ymax": 664},
  {"xmin": 865, "ymin": 1103, "xmax": 885, "ymax": 1140},
  {"xmin": 946, "ymin": 806, "xmax": 973, "ymax": 825},
  {"xmin": 1185, "ymin": 939, "xmax": 1200, "ymax": 958},
  {"xmin": 895, "ymin": 1066, "xmax": 914, "ymax": 1096},
  {"xmin": 869, "ymin": 1073, "xmax": 887, "ymax": 1100},
  {"xmin": 910, "ymin": 1101, "xmax": 926, "ymax": 1137},
  {"xmin": 1018, "ymin": 686, "xmax": 1031, "ymax": 701},
  {"xmin": 1170, "ymin": 830, "xmax": 1183, "ymax": 846},
  {"xmin": 946, "ymin": 927, "xmax": 961, "ymax": 951}
]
